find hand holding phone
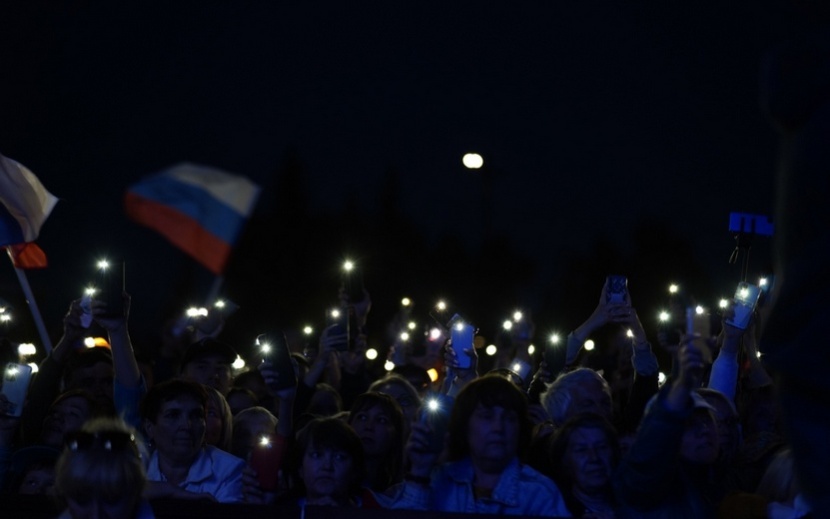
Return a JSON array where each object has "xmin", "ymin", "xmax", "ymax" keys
[
  {"xmin": 94, "ymin": 259, "xmax": 125, "ymax": 319},
  {"xmin": 249, "ymin": 434, "xmax": 286, "ymax": 492},
  {"xmin": 605, "ymin": 275, "xmax": 628, "ymax": 305},
  {"xmin": 725, "ymin": 282, "xmax": 761, "ymax": 330},
  {"xmin": 257, "ymin": 332, "xmax": 297, "ymax": 392},
  {"xmin": 1, "ymin": 363, "xmax": 33, "ymax": 417},
  {"xmin": 419, "ymin": 393, "xmax": 452, "ymax": 454},
  {"xmin": 449, "ymin": 317, "xmax": 475, "ymax": 369}
]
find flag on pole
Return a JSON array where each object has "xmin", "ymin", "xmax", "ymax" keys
[
  {"xmin": 124, "ymin": 163, "xmax": 260, "ymax": 275},
  {"xmin": 0, "ymin": 153, "xmax": 58, "ymax": 268}
]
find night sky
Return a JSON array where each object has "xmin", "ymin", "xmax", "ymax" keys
[{"xmin": 0, "ymin": 1, "xmax": 797, "ymax": 359}]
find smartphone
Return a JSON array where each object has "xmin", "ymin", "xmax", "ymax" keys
[
  {"xmin": 605, "ymin": 275, "xmax": 628, "ymax": 305},
  {"xmin": 685, "ymin": 306, "xmax": 710, "ymax": 340},
  {"xmin": 96, "ymin": 260, "xmax": 125, "ymax": 319},
  {"xmin": 544, "ymin": 334, "xmax": 561, "ymax": 370},
  {"xmin": 725, "ymin": 282, "xmax": 761, "ymax": 330},
  {"xmin": 449, "ymin": 317, "xmax": 475, "ymax": 369},
  {"xmin": 509, "ymin": 358, "xmax": 532, "ymax": 383},
  {"xmin": 419, "ymin": 393, "xmax": 452, "ymax": 454},
  {"xmin": 341, "ymin": 261, "xmax": 365, "ymax": 303},
  {"xmin": 728, "ymin": 212, "xmax": 774, "ymax": 237},
  {"xmin": 1, "ymin": 363, "xmax": 33, "ymax": 417},
  {"xmin": 257, "ymin": 332, "xmax": 297, "ymax": 391},
  {"xmin": 325, "ymin": 307, "xmax": 350, "ymax": 352},
  {"xmin": 249, "ymin": 434, "xmax": 285, "ymax": 492}
]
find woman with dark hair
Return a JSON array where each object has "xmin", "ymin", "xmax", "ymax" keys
[
  {"xmin": 547, "ymin": 414, "xmax": 620, "ymax": 518},
  {"xmin": 347, "ymin": 392, "xmax": 405, "ymax": 491},
  {"xmin": 283, "ymin": 416, "xmax": 372, "ymax": 508},
  {"xmin": 141, "ymin": 379, "xmax": 245, "ymax": 502},
  {"xmin": 380, "ymin": 374, "xmax": 570, "ymax": 516}
]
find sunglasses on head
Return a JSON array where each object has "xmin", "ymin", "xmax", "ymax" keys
[{"xmin": 65, "ymin": 430, "xmax": 136, "ymax": 453}]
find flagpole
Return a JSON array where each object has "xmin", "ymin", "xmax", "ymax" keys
[
  {"xmin": 7, "ymin": 251, "xmax": 53, "ymax": 354},
  {"xmin": 205, "ymin": 275, "xmax": 224, "ymax": 306}
]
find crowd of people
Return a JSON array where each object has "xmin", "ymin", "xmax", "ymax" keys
[{"xmin": 0, "ymin": 275, "xmax": 810, "ymax": 518}]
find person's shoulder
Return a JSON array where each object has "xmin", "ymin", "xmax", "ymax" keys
[
  {"xmin": 204, "ymin": 445, "xmax": 246, "ymax": 472},
  {"xmin": 517, "ymin": 462, "xmax": 561, "ymax": 490}
]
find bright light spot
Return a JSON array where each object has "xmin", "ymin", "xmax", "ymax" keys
[
  {"xmin": 18, "ymin": 343, "xmax": 36, "ymax": 356},
  {"xmin": 259, "ymin": 436, "xmax": 270, "ymax": 447},
  {"xmin": 0, "ymin": 307, "xmax": 5, "ymax": 314},
  {"xmin": 454, "ymin": 322, "xmax": 465, "ymax": 331},
  {"xmin": 485, "ymin": 344, "xmax": 497, "ymax": 356},
  {"xmin": 549, "ymin": 334, "xmax": 560, "ymax": 345},
  {"xmin": 584, "ymin": 340, "xmax": 595, "ymax": 351},
  {"xmin": 400, "ymin": 332, "xmax": 410, "ymax": 342},
  {"xmin": 384, "ymin": 360, "xmax": 395, "ymax": 371},
  {"xmin": 303, "ymin": 326, "xmax": 313, "ymax": 335},
  {"xmin": 260, "ymin": 343, "xmax": 272, "ymax": 355},
  {"xmin": 502, "ymin": 320, "xmax": 513, "ymax": 331},
  {"xmin": 214, "ymin": 300, "xmax": 226, "ymax": 309},
  {"xmin": 669, "ymin": 284, "xmax": 679, "ymax": 294},
  {"xmin": 756, "ymin": 351, "xmax": 762, "ymax": 359},
  {"xmin": 739, "ymin": 287, "xmax": 749, "ymax": 298},
  {"xmin": 401, "ymin": 297, "xmax": 411, "ymax": 307},
  {"xmin": 626, "ymin": 329, "xmax": 634, "ymax": 338},
  {"xmin": 6, "ymin": 365, "xmax": 18, "ymax": 376},
  {"xmin": 427, "ymin": 398, "xmax": 440, "ymax": 411},
  {"xmin": 343, "ymin": 260, "xmax": 354, "ymax": 272},
  {"xmin": 659, "ymin": 311, "xmax": 670, "ymax": 322},
  {"xmin": 436, "ymin": 301, "xmax": 446, "ymax": 311},
  {"xmin": 719, "ymin": 298, "xmax": 729, "ymax": 309},
  {"xmin": 186, "ymin": 307, "xmax": 208, "ymax": 318},
  {"xmin": 83, "ymin": 337, "xmax": 96, "ymax": 348},
  {"xmin": 0, "ymin": 314, "xmax": 11, "ymax": 323},
  {"xmin": 429, "ymin": 328, "xmax": 443, "ymax": 341},
  {"xmin": 695, "ymin": 305, "xmax": 705, "ymax": 315},
  {"xmin": 365, "ymin": 348, "xmax": 378, "ymax": 360},
  {"xmin": 512, "ymin": 362, "xmax": 523, "ymax": 373},
  {"xmin": 232, "ymin": 356, "xmax": 246, "ymax": 370},
  {"xmin": 407, "ymin": 321, "xmax": 417, "ymax": 330},
  {"xmin": 97, "ymin": 260, "xmax": 110, "ymax": 270},
  {"xmin": 462, "ymin": 153, "xmax": 484, "ymax": 169},
  {"xmin": 513, "ymin": 311, "xmax": 523, "ymax": 322},
  {"xmin": 759, "ymin": 277, "xmax": 768, "ymax": 287},
  {"xmin": 658, "ymin": 372, "xmax": 667, "ymax": 385},
  {"xmin": 28, "ymin": 363, "xmax": 38, "ymax": 374},
  {"xmin": 427, "ymin": 368, "xmax": 439, "ymax": 382},
  {"xmin": 527, "ymin": 344, "xmax": 536, "ymax": 355},
  {"xmin": 331, "ymin": 309, "xmax": 341, "ymax": 319},
  {"xmin": 84, "ymin": 287, "xmax": 97, "ymax": 296}
]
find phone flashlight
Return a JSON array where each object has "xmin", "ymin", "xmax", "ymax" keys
[
  {"xmin": 658, "ymin": 310, "xmax": 670, "ymax": 322},
  {"xmin": 407, "ymin": 321, "xmax": 417, "ymax": 330},
  {"xmin": 513, "ymin": 311, "xmax": 523, "ymax": 322},
  {"xmin": 549, "ymin": 334, "xmax": 560, "ymax": 344},
  {"xmin": 259, "ymin": 435, "xmax": 271, "ymax": 447},
  {"xmin": 436, "ymin": 301, "xmax": 447, "ymax": 311},
  {"xmin": 502, "ymin": 320, "xmax": 513, "ymax": 331},
  {"xmin": 401, "ymin": 297, "xmax": 412, "ymax": 307},
  {"xmin": 214, "ymin": 300, "xmax": 226, "ymax": 309},
  {"xmin": 426, "ymin": 398, "xmax": 440, "ymax": 413},
  {"xmin": 399, "ymin": 332, "xmax": 410, "ymax": 342},
  {"xmin": 668, "ymin": 284, "xmax": 679, "ymax": 295},
  {"xmin": 718, "ymin": 298, "xmax": 729, "ymax": 309},
  {"xmin": 343, "ymin": 260, "xmax": 355, "ymax": 272},
  {"xmin": 97, "ymin": 259, "xmax": 110, "ymax": 271}
]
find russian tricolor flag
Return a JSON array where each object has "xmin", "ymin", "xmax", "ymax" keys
[
  {"xmin": 0, "ymin": 153, "xmax": 58, "ymax": 268},
  {"xmin": 125, "ymin": 163, "xmax": 260, "ymax": 275}
]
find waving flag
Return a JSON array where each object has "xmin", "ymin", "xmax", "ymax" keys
[
  {"xmin": 125, "ymin": 163, "xmax": 260, "ymax": 275},
  {"xmin": 0, "ymin": 153, "xmax": 58, "ymax": 268}
]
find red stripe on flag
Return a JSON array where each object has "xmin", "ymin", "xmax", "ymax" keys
[
  {"xmin": 7, "ymin": 242, "xmax": 48, "ymax": 269},
  {"xmin": 125, "ymin": 192, "xmax": 232, "ymax": 274}
]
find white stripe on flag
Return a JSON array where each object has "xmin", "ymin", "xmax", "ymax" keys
[
  {"xmin": 0, "ymin": 153, "xmax": 58, "ymax": 243},
  {"xmin": 164, "ymin": 163, "xmax": 260, "ymax": 217}
]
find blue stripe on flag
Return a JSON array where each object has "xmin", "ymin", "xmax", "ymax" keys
[{"xmin": 0, "ymin": 201, "xmax": 25, "ymax": 246}]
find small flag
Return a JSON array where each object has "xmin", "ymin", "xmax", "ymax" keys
[
  {"xmin": 0, "ymin": 153, "xmax": 58, "ymax": 248},
  {"xmin": 124, "ymin": 163, "xmax": 260, "ymax": 275}
]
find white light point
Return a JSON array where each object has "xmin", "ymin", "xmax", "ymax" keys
[
  {"xmin": 429, "ymin": 328, "xmax": 443, "ymax": 341},
  {"xmin": 18, "ymin": 343, "xmax": 36, "ymax": 356},
  {"xmin": 303, "ymin": 326, "xmax": 313, "ymax": 335},
  {"xmin": 759, "ymin": 278, "xmax": 768, "ymax": 287},
  {"xmin": 659, "ymin": 311, "xmax": 670, "ymax": 322},
  {"xmin": 626, "ymin": 329, "xmax": 634, "ymax": 338},
  {"xmin": 718, "ymin": 299, "xmax": 729, "ymax": 309},
  {"xmin": 485, "ymin": 344, "xmax": 497, "ymax": 356},
  {"xmin": 407, "ymin": 321, "xmax": 417, "ymax": 330},
  {"xmin": 401, "ymin": 297, "xmax": 411, "ymax": 307},
  {"xmin": 232, "ymin": 356, "xmax": 246, "ymax": 370},
  {"xmin": 427, "ymin": 398, "xmax": 440, "ymax": 412},
  {"xmin": 0, "ymin": 314, "xmax": 10, "ymax": 323},
  {"xmin": 669, "ymin": 284, "xmax": 679, "ymax": 294},
  {"xmin": 584, "ymin": 340, "xmax": 595, "ymax": 351},
  {"xmin": 365, "ymin": 348, "xmax": 378, "ymax": 360},
  {"xmin": 259, "ymin": 436, "xmax": 270, "ymax": 447},
  {"xmin": 214, "ymin": 300, "xmax": 226, "ymax": 309},
  {"xmin": 462, "ymin": 153, "xmax": 484, "ymax": 169},
  {"xmin": 502, "ymin": 320, "xmax": 513, "ymax": 331},
  {"xmin": 739, "ymin": 287, "xmax": 749, "ymax": 298},
  {"xmin": 658, "ymin": 372, "xmax": 667, "ymax": 385},
  {"xmin": 527, "ymin": 344, "xmax": 535, "ymax": 355},
  {"xmin": 695, "ymin": 306, "xmax": 705, "ymax": 315},
  {"xmin": 436, "ymin": 301, "xmax": 446, "ymax": 311},
  {"xmin": 84, "ymin": 337, "xmax": 96, "ymax": 348},
  {"xmin": 331, "ymin": 309, "xmax": 341, "ymax": 319},
  {"xmin": 343, "ymin": 260, "xmax": 354, "ymax": 272},
  {"xmin": 97, "ymin": 260, "xmax": 110, "ymax": 270},
  {"xmin": 400, "ymin": 332, "xmax": 410, "ymax": 342},
  {"xmin": 549, "ymin": 334, "xmax": 560, "ymax": 345},
  {"xmin": 28, "ymin": 363, "xmax": 38, "ymax": 374},
  {"xmin": 513, "ymin": 311, "xmax": 523, "ymax": 322},
  {"xmin": 384, "ymin": 360, "xmax": 395, "ymax": 371}
]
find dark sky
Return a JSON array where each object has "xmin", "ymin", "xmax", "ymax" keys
[{"xmin": 0, "ymin": 1, "xmax": 794, "ymax": 349}]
